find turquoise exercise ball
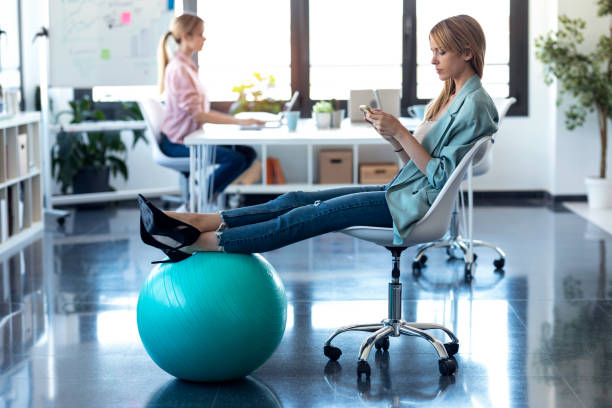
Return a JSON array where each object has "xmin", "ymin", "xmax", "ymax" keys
[{"xmin": 137, "ymin": 252, "xmax": 287, "ymax": 382}]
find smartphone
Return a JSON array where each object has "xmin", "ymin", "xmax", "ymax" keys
[{"xmin": 359, "ymin": 105, "xmax": 373, "ymax": 114}]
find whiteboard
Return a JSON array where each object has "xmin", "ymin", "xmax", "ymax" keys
[{"xmin": 49, "ymin": 0, "xmax": 174, "ymax": 87}]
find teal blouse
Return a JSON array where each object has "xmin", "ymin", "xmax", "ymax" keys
[{"xmin": 385, "ymin": 75, "xmax": 499, "ymax": 245}]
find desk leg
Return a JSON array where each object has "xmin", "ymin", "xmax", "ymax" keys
[
  {"xmin": 307, "ymin": 145, "xmax": 312, "ymax": 185},
  {"xmin": 189, "ymin": 145, "xmax": 196, "ymax": 213},
  {"xmin": 208, "ymin": 145, "xmax": 217, "ymax": 211},
  {"xmin": 199, "ymin": 145, "xmax": 208, "ymax": 213},
  {"xmin": 261, "ymin": 145, "xmax": 268, "ymax": 186},
  {"xmin": 353, "ymin": 144, "xmax": 359, "ymax": 184}
]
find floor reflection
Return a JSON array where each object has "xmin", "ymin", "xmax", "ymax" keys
[
  {"xmin": 145, "ymin": 377, "xmax": 282, "ymax": 408},
  {"xmin": 0, "ymin": 240, "xmax": 46, "ymax": 376}
]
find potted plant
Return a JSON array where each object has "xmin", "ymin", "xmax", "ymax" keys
[
  {"xmin": 52, "ymin": 97, "xmax": 147, "ymax": 194},
  {"xmin": 535, "ymin": 0, "xmax": 612, "ymax": 208},
  {"xmin": 230, "ymin": 72, "xmax": 283, "ymax": 114},
  {"xmin": 313, "ymin": 100, "xmax": 334, "ymax": 129}
]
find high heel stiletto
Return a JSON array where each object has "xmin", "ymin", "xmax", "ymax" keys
[
  {"xmin": 137, "ymin": 194, "xmax": 200, "ymax": 263},
  {"xmin": 140, "ymin": 220, "xmax": 192, "ymax": 264}
]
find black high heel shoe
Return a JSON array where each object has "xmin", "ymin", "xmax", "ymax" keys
[{"xmin": 137, "ymin": 194, "xmax": 201, "ymax": 264}]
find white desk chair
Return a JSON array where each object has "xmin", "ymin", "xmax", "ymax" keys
[
  {"xmin": 323, "ymin": 136, "xmax": 492, "ymax": 379},
  {"xmin": 138, "ymin": 98, "xmax": 191, "ymax": 206},
  {"xmin": 412, "ymin": 97, "xmax": 517, "ymax": 280}
]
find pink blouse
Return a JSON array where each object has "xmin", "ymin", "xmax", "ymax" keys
[{"xmin": 161, "ymin": 50, "xmax": 210, "ymax": 143}]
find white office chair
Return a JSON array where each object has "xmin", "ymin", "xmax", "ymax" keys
[
  {"xmin": 412, "ymin": 97, "xmax": 517, "ymax": 280},
  {"xmin": 323, "ymin": 136, "xmax": 492, "ymax": 379},
  {"xmin": 138, "ymin": 98, "xmax": 191, "ymax": 205}
]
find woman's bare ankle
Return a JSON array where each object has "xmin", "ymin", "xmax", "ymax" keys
[{"xmin": 164, "ymin": 211, "xmax": 222, "ymax": 233}]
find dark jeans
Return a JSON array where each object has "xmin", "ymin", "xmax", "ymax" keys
[
  {"xmin": 160, "ymin": 132, "xmax": 256, "ymax": 194},
  {"xmin": 218, "ymin": 186, "xmax": 393, "ymax": 253}
]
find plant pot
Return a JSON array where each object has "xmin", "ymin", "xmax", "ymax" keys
[
  {"xmin": 331, "ymin": 109, "xmax": 345, "ymax": 128},
  {"xmin": 72, "ymin": 166, "xmax": 111, "ymax": 194},
  {"xmin": 585, "ymin": 176, "xmax": 612, "ymax": 209},
  {"xmin": 313, "ymin": 112, "xmax": 331, "ymax": 129}
]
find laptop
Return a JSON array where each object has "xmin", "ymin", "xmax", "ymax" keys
[{"xmin": 236, "ymin": 91, "xmax": 300, "ymax": 130}]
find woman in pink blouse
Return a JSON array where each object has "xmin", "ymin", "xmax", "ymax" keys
[{"xmin": 158, "ymin": 13, "xmax": 264, "ymax": 195}]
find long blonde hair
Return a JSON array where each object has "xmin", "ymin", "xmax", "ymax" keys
[
  {"xmin": 157, "ymin": 13, "xmax": 204, "ymax": 94},
  {"xmin": 425, "ymin": 15, "xmax": 486, "ymax": 121}
]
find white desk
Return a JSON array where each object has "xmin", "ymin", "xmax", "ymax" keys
[{"xmin": 184, "ymin": 117, "xmax": 421, "ymax": 212}]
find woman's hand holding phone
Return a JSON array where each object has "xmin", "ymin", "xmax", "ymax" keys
[{"xmin": 362, "ymin": 106, "xmax": 404, "ymax": 149}]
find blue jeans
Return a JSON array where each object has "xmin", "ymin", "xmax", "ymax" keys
[
  {"xmin": 218, "ymin": 186, "xmax": 393, "ymax": 253},
  {"xmin": 160, "ymin": 133, "xmax": 256, "ymax": 194}
]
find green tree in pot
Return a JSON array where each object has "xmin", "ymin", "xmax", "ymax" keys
[
  {"xmin": 535, "ymin": 0, "xmax": 612, "ymax": 207},
  {"xmin": 52, "ymin": 97, "xmax": 147, "ymax": 194}
]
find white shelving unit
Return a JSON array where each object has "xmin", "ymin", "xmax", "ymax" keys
[{"xmin": 0, "ymin": 112, "xmax": 44, "ymax": 256}]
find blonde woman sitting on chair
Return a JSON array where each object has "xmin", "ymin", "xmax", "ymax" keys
[{"xmin": 158, "ymin": 13, "xmax": 264, "ymax": 196}]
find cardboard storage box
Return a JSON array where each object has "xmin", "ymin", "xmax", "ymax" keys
[
  {"xmin": 319, "ymin": 150, "xmax": 353, "ymax": 184},
  {"xmin": 359, "ymin": 163, "xmax": 399, "ymax": 184}
]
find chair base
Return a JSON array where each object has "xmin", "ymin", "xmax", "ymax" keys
[
  {"xmin": 323, "ymin": 318, "xmax": 459, "ymax": 377},
  {"xmin": 413, "ymin": 235, "xmax": 506, "ymax": 281}
]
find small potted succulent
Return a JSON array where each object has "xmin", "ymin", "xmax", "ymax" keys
[{"xmin": 312, "ymin": 100, "xmax": 334, "ymax": 129}]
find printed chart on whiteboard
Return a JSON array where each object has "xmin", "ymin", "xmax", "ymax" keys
[{"xmin": 48, "ymin": 0, "xmax": 174, "ymax": 87}]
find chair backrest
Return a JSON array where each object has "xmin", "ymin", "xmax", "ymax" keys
[
  {"xmin": 138, "ymin": 97, "xmax": 166, "ymax": 145},
  {"xmin": 404, "ymin": 137, "xmax": 492, "ymax": 245},
  {"xmin": 137, "ymin": 98, "xmax": 191, "ymax": 173},
  {"xmin": 471, "ymin": 97, "xmax": 516, "ymax": 176}
]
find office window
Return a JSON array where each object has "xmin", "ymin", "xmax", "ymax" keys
[
  {"xmin": 415, "ymin": 0, "xmax": 510, "ymax": 100},
  {"xmin": 0, "ymin": 0, "xmax": 22, "ymax": 91},
  {"xmin": 309, "ymin": 0, "xmax": 403, "ymax": 100},
  {"xmin": 196, "ymin": 0, "xmax": 291, "ymax": 102}
]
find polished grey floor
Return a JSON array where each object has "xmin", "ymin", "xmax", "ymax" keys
[{"xmin": 0, "ymin": 202, "xmax": 611, "ymax": 407}]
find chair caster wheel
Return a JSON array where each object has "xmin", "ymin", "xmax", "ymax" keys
[
  {"xmin": 438, "ymin": 357, "xmax": 457, "ymax": 376},
  {"xmin": 493, "ymin": 258, "xmax": 505, "ymax": 269},
  {"xmin": 464, "ymin": 264, "xmax": 473, "ymax": 282},
  {"xmin": 324, "ymin": 345, "xmax": 342, "ymax": 361},
  {"xmin": 412, "ymin": 262, "xmax": 422, "ymax": 276},
  {"xmin": 357, "ymin": 360, "xmax": 371, "ymax": 379},
  {"xmin": 374, "ymin": 336, "xmax": 390, "ymax": 351},
  {"xmin": 444, "ymin": 342, "xmax": 459, "ymax": 357}
]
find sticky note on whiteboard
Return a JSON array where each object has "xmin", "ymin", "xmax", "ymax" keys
[
  {"xmin": 101, "ymin": 49, "xmax": 111, "ymax": 60},
  {"xmin": 121, "ymin": 12, "xmax": 131, "ymax": 24}
]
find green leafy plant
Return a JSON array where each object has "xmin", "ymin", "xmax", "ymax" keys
[
  {"xmin": 231, "ymin": 72, "xmax": 282, "ymax": 114},
  {"xmin": 52, "ymin": 98, "xmax": 148, "ymax": 193},
  {"xmin": 535, "ymin": 0, "xmax": 612, "ymax": 178},
  {"xmin": 312, "ymin": 100, "xmax": 334, "ymax": 113}
]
